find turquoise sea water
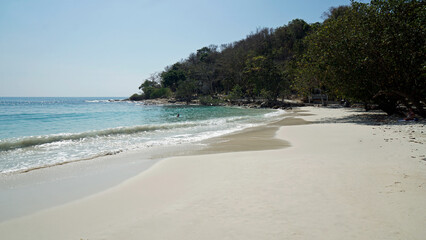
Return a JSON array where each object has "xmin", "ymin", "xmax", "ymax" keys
[{"xmin": 0, "ymin": 97, "xmax": 284, "ymax": 174}]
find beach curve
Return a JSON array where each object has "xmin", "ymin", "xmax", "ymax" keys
[{"xmin": 0, "ymin": 107, "xmax": 425, "ymax": 240}]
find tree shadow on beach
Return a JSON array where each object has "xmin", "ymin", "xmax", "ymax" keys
[{"xmin": 313, "ymin": 108, "xmax": 425, "ymax": 126}]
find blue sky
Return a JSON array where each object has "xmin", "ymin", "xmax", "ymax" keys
[{"xmin": 0, "ymin": 0, "xmax": 362, "ymax": 97}]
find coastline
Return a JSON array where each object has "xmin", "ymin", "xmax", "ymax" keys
[
  {"xmin": 0, "ymin": 100, "xmax": 284, "ymax": 175},
  {"xmin": 0, "ymin": 105, "xmax": 286, "ymax": 221},
  {"xmin": 0, "ymin": 107, "xmax": 425, "ymax": 239}
]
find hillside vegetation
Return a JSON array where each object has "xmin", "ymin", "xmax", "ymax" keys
[{"xmin": 131, "ymin": 0, "xmax": 425, "ymax": 116}]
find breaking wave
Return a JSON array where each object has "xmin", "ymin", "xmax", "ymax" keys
[{"xmin": 0, "ymin": 122, "xmax": 199, "ymax": 152}]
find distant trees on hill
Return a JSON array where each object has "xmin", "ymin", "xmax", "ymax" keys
[{"xmin": 132, "ymin": 0, "xmax": 425, "ymax": 117}]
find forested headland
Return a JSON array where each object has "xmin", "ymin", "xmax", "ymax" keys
[{"xmin": 130, "ymin": 0, "xmax": 425, "ymax": 117}]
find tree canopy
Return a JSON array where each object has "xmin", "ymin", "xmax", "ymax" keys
[
  {"xmin": 297, "ymin": 0, "xmax": 425, "ymax": 115},
  {"xmin": 133, "ymin": 0, "xmax": 425, "ymax": 116}
]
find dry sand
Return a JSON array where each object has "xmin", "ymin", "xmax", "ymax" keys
[{"xmin": 0, "ymin": 107, "xmax": 425, "ymax": 239}]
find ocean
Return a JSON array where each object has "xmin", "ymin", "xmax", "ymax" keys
[{"xmin": 0, "ymin": 97, "xmax": 284, "ymax": 174}]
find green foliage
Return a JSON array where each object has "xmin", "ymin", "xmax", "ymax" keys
[
  {"xmin": 199, "ymin": 95, "xmax": 223, "ymax": 106},
  {"xmin": 137, "ymin": 75, "xmax": 172, "ymax": 100},
  {"xmin": 129, "ymin": 93, "xmax": 145, "ymax": 101},
  {"xmin": 298, "ymin": 0, "xmax": 425, "ymax": 115},
  {"xmin": 130, "ymin": 87, "xmax": 171, "ymax": 100},
  {"xmin": 175, "ymin": 80, "xmax": 196, "ymax": 103},
  {"xmin": 147, "ymin": 87, "xmax": 172, "ymax": 99},
  {"xmin": 260, "ymin": 89, "xmax": 274, "ymax": 101},
  {"xmin": 228, "ymin": 84, "xmax": 243, "ymax": 100},
  {"xmin": 242, "ymin": 55, "xmax": 285, "ymax": 101},
  {"xmin": 161, "ymin": 63, "xmax": 187, "ymax": 91},
  {"xmin": 139, "ymin": 79, "xmax": 160, "ymax": 90},
  {"xmin": 146, "ymin": 19, "xmax": 309, "ymax": 103},
  {"xmin": 134, "ymin": 1, "xmax": 424, "ymax": 117},
  {"xmin": 156, "ymin": 87, "xmax": 172, "ymax": 98}
]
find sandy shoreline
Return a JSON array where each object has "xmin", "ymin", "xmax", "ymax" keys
[{"xmin": 0, "ymin": 107, "xmax": 425, "ymax": 239}]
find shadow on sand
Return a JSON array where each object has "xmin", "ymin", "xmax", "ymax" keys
[{"xmin": 312, "ymin": 107, "xmax": 425, "ymax": 126}]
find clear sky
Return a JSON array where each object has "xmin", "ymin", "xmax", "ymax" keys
[{"xmin": 0, "ymin": 0, "xmax": 362, "ymax": 97}]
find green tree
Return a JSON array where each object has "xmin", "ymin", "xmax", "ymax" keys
[
  {"xmin": 161, "ymin": 63, "xmax": 187, "ymax": 91},
  {"xmin": 228, "ymin": 84, "xmax": 243, "ymax": 101},
  {"xmin": 300, "ymin": 0, "xmax": 425, "ymax": 115},
  {"xmin": 195, "ymin": 45, "xmax": 219, "ymax": 94},
  {"xmin": 243, "ymin": 55, "xmax": 284, "ymax": 101},
  {"xmin": 175, "ymin": 80, "xmax": 196, "ymax": 104},
  {"xmin": 136, "ymin": 73, "xmax": 172, "ymax": 99}
]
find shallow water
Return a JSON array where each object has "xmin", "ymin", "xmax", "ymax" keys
[{"xmin": 0, "ymin": 97, "xmax": 283, "ymax": 174}]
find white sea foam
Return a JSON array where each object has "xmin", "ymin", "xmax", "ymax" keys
[
  {"xmin": 0, "ymin": 99, "xmax": 283, "ymax": 174},
  {"xmin": 264, "ymin": 109, "xmax": 286, "ymax": 118},
  {"xmin": 84, "ymin": 100, "xmax": 111, "ymax": 103},
  {"xmin": 0, "ymin": 122, "xmax": 200, "ymax": 151}
]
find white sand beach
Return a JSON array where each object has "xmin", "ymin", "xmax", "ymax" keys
[{"xmin": 0, "ymin": 107, "xmax": 425, "ymax": 239}]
